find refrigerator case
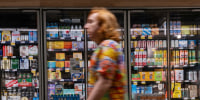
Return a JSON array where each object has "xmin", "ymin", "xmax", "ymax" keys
[
  {"xmin": 45, "ymin": 10, "xmax": 85, "ymax": 100},
  {"xmin": 0, "ymin": 10, "xmax": 40, "ymax": 100},
  {"xmin": 129, "ymin": 10, "xmax": 168, "ymax": 100},
  {"xmin": 170, "ymin": 12, "xmax": 200, "ymax": 100}
]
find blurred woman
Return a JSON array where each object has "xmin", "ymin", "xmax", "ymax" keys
[{"xmin": 84, "ymin": 7, "xmax": 127, "ymax": 100}]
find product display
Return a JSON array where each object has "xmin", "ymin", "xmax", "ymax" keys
[{"xmin": 45, "ymin": 12, "xmax": 85, "ymax": 100}]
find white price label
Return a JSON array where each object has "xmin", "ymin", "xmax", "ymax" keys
[
  {"xmin": 77, "ymin": 37, "xmax": 81, "ymax": 41},
  {"xmin": 73, "ymin": 79, "xmax": 77, "ymax": 81}
]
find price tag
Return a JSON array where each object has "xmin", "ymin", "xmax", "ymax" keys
[
  {"xmin": 29, "ymin": 56, "xmax": 33, "ymax": 60},
  {"xmin": 21, "ymin": 41, "xmax": 25, "ymax": 44},
  {"xmin": 48, "ymin": 49, "xmax": 54, "ymax": 51},
  {"xmin": 11, "ymin": 42, "xmax": 15, "ymax": 46},
  {"xmin": 3, "ymin": 57, "xmax": 7, "ymax": 60},
  {"xmin": 60, "ymin": 37, "xmax": 65, "ymax": 40},
  {"xmin": 29, "ymin": 41, "xmax": 34, "ymax": 43},
  {"xmin": 60, "ymin": 79, "xmax": 64, "ymax": 81},
  {"xmin": 22, "ymin": 56, "xmax": 26, "ymax": 58},
  {"xmin": 141, "ymin": 81, "xmax": 146, "ymax": 84},
  {"xmin": 1, "ymin": 41, "xmax": 5, "ymax": 44},
  {"xmin": 13, "ymin": 69, "xmax": 17, "ymax": 71},
  {"xmin": 148, "ymin": 35, "xmax": 153, "ymax": 39},
  {"xmin": 22, "ymin": 87, "xmax": 27, "ymax": 89},
  {"xmin": 141, "ymin": 35, "xmax": 145, "ymax": 39},
  {"xmin": 133, "ymin": 82, "xmax": 138, "ymax": 85},
  {"xmin": 73, "ymin": 79, "xmax": 77, "ymax": 81},
  {"xmin": 156, "ymin": 81, "xmax": 160, "ymax": 83},
  {"xmin": 77, "ymin": 37, "xmax": 81, "ymax": 41},
  {"xmin": 132, "ymin": 35, "xmax": 136, "ymax": 39},
  {"xmin": 62, "ymin": 49, "xmax": 67, "ymax": 51},
  {"xmin": 11, "ymin": 56, "xmax": 16, "ymax": 58},
  {"xmin": 65, "ymin": 68, "xmax": 70, "ymax": 72},
  {"xmin": 56, "ymin": 68, "xmax": 61, "ymax": 72}
]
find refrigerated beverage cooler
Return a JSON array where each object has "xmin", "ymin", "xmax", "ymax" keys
[
  {"xmin": 0, "ymin": 10, "xmax": 41, "ymax": 100},
  {"xmin": 44, "ymin": 10, "xmax": 86, "ymax": 100},
  {"xmin": 169, "ymin": 11, "xmax": 200, "ymax": 100},
  {"xmin": 129, "ymin": 10, "xmax": 168, "ymax": 100}
]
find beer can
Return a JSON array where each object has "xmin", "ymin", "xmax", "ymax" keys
[
  {"xmin": 151, "ymin": 58, "xmax": 155, "ymax": 66},
  {"xmin": 131, "ymin": 41, "xmax": 134, "ymax": 48},
  {"xmin": 159, "ymin": 40, "xmax": 163, "ymax": 48},
  {"xmin": 142, "ymin": 58, "xmax": 147, "ymax": 66},
  {"xmin": 142, "ymin": 51, "xmax": 147, "ymax": 58},
  {"xmin": 163, "ymin": 50, "xmax": 167, "ymax": 59},
  {"xmin": 137, "ymin": 40, "xmax": 140, "ymax": 48},
  {"xmin": 134, "ymin": 50, "xmax": 139, "ymax": 58},
  {"xmin": 175, "ymin": 40, "xmax": 179, "ymax": 48},
  {"xmin": 188, "ymin": 71, "xmax": 193, "ymax": 80},
  {"xmin": 139, "ymin": 51, "xmax": 143, "ymax": 58},
  {"xmin": 155, "ymin": 58, "xmax": 159, "ymax": 66},
  {"xmin": 147, "ymin": 40, "xmax": 151, "ymax": 48},
  {"xmin": 184, "ymin": 57, "xmax": 188, "ymax": 65},
  {"xmin": 159, "ymin": 58, "xmax": 163, "ymax": 66},
  {"xmin": 163, "ymin": 40, "xmax": 167, "ymax": 48},
  {"xmin": 160, "ymin": 50, "xmax": 163, "ymax": 58},
  {"xmin": 138, "ymin": 58, "xmax": 143, "ymax": 66},
  {"xmin": 193, "ymin": 71, "xmax": 197, "ymax": 81},
  {"xmin": 147, "ymin": 58, "xmax": 151, "ymax": 66},
  {"xmin": 180, "ymin": 50, "xmax": 184, "ymax": 58},
  {"xmin": 163, "ymin": 58, "xmax": 167, "ymax": 66},
  {"xmin": 191, "ymin": 50, "xmax": 196, "ymax": 59},
  {"xmin": 143, "ymin": 40, "xmax": 146, "ymax": 48},
  {"xmin": 184, "ymin": 50, "xmax": 188, "ymax": 58},
  {"xmin": 133, "ymin": 41, "xmax": 137, "ymax": 48},
  {"xmin": 176, "ymin": 50, "xmax": 180, "ymax": 65},
  {"xmin": 151, "ymin": 40, "xmax": 154, "ymax": 48},
  {"xmin": 155, "ymin": 40, "xmax": 159, "ymax": 48},
  {"xmin": 171, "ymin": 40, "xmax": 175, "ymax": 48},
  {"xmin": 135, "ymin": 58, "xmax": 139, "ymax": 66},
  {"xmin": 180, "ymin": 58, "xmax": 184, "ymax": 65}
]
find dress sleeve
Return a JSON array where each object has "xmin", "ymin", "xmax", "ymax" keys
[{"xmin": 96, "ymin": 46, "xmax": 118, "ymax": 80}]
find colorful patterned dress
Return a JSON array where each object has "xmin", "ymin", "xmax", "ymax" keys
[{"xmin": 88, "ymin": 40, "xmax": 127, "ymax": 100}]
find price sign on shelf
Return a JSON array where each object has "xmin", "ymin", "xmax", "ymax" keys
[
  {"xmin": 133, "ymin": 82, "xmax": 137, "ymax": 85},
  {"xmin": 148, "ymin": 35, "xmax": 153, "ymax": 39},
  {"xmin": 132, "ymin": 35, "xmax": 136, "ymax": 39},
  {"xmin": 11, "ymin": 42, "xmax": 15, "ymax": 46},
  {"xmin": 141, "ymin": 35, "xmax": 145, "ymax": 39},
  {"xmin": 141, "ymin": 81, "xmax": 146, "ymax": 84},
  {"xmin": 29, "ymin": 56, "xmax": 33, "ymax": 60},
  {"xmin": 65, "ymin": 68, "xmax": 70, "ymax": 72}
]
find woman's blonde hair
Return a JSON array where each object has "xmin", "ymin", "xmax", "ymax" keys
[{"xmin": 88, "ymin": 7, "xmax": 121, "ymax": 44}]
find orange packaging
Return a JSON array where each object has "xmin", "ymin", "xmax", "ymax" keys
[
  {"xmin": 64, "ymin": 42, "xmax": 72, "ymax": 49},
  {"xmin": 47, "ymin": 41, "xmax": 55, "ymax": 49},
  {"xmin": 65, "ymin": 61, "xmax": 70, "ymax": 67}
]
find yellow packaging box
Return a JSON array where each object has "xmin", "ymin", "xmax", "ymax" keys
[
  {"xmin": 56, "ymin": 53, "xmax": 65, "ymax": 61},
  {"xmin": 56, "ymin": 61, "xmax": 65, "ymax": 68},
  {"xmin": 47, "ymin": 41, "xmax": 55, "ymax": 49},
  {"xmin": 148, "ymin": 72, "xmax": 154, "ymax": 81},
  {"xmin": 140, "ymin": 72, "xmax": 146, "ymax": 81},
  {"xmin": 73, "ymin": 52, "xmax": 82, "ymax": 60},
  {"xmin": 54, "ymin": 41, "xmax": 64, "ymax": 49}
]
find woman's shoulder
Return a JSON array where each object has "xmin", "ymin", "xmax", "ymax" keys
[{"xmin": 100, "ymin": 39, "xmax": 119, "ymax": 46}]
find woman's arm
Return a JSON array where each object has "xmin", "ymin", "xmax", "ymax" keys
[{"xmin": 87, "ymin": 75, "xmax": 112, "ymax": 100}]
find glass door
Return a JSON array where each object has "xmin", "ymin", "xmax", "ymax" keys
[
  {"xmin": 0, "ymin": 9, "xmax": 41, "ymax": 100},
  {"xmin": 44, "ymin": 10, "xmax": 86, "ymax": 100},
  {"xmin": 169, "ymin": 10, "xmax": 200, "ymax": 100},
  {"xmin": 129, "ymin": 10, "xmax": 168, "ymax": 100}
]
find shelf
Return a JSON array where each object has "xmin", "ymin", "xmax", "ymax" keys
[
  {"xmin": 170, "ymin": 35, "xmax": 199, "ymax": 40},
  {"xmin": 131, "ymin": 35, "xmax": 167, "ymax": 40},
  {"xmin": 170, "ymin": 47, "xmax": 196, "ymax": 50},
  {"xmin": 173, "ymin": 64, "xmax": 197, "ymax": 68},
  {"xmin": 132, "ymin": 65, "xmax": 167, "ymax": 69},
  {"xmin": 47, "ymin": 37, "xmax": 84, "ymax": 41},
  {"xmin": 48, "ymin": 79, "xmax": 84, "ymax": 82},
  {"xmin": 132, "ymin": 81, "xmax": 166, "ymax": 85},
  {"xmin": 2, "ymin": 69, "xmax": 37, "ymax": 72},
  {"xmin": 0, "ymin": 41, "xmax": 38, "ymax": 45},
  {"xmin": 46, "ymin": 29, "xmax": 84, "ymax": 31},
  {"xmin": 47, "ymin": 49, "xmax": 84, "ymax": 52},
  {"xmin": 171, "ymin": 80, "xmax": 198, "ymax": 83},
  {"xmin": 48, "ymin": 67, "xmax": 84, "ymax": 71},
  {"xmin": 1, "ymin": 56, "xmax": 38, "ymax": 59}
]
